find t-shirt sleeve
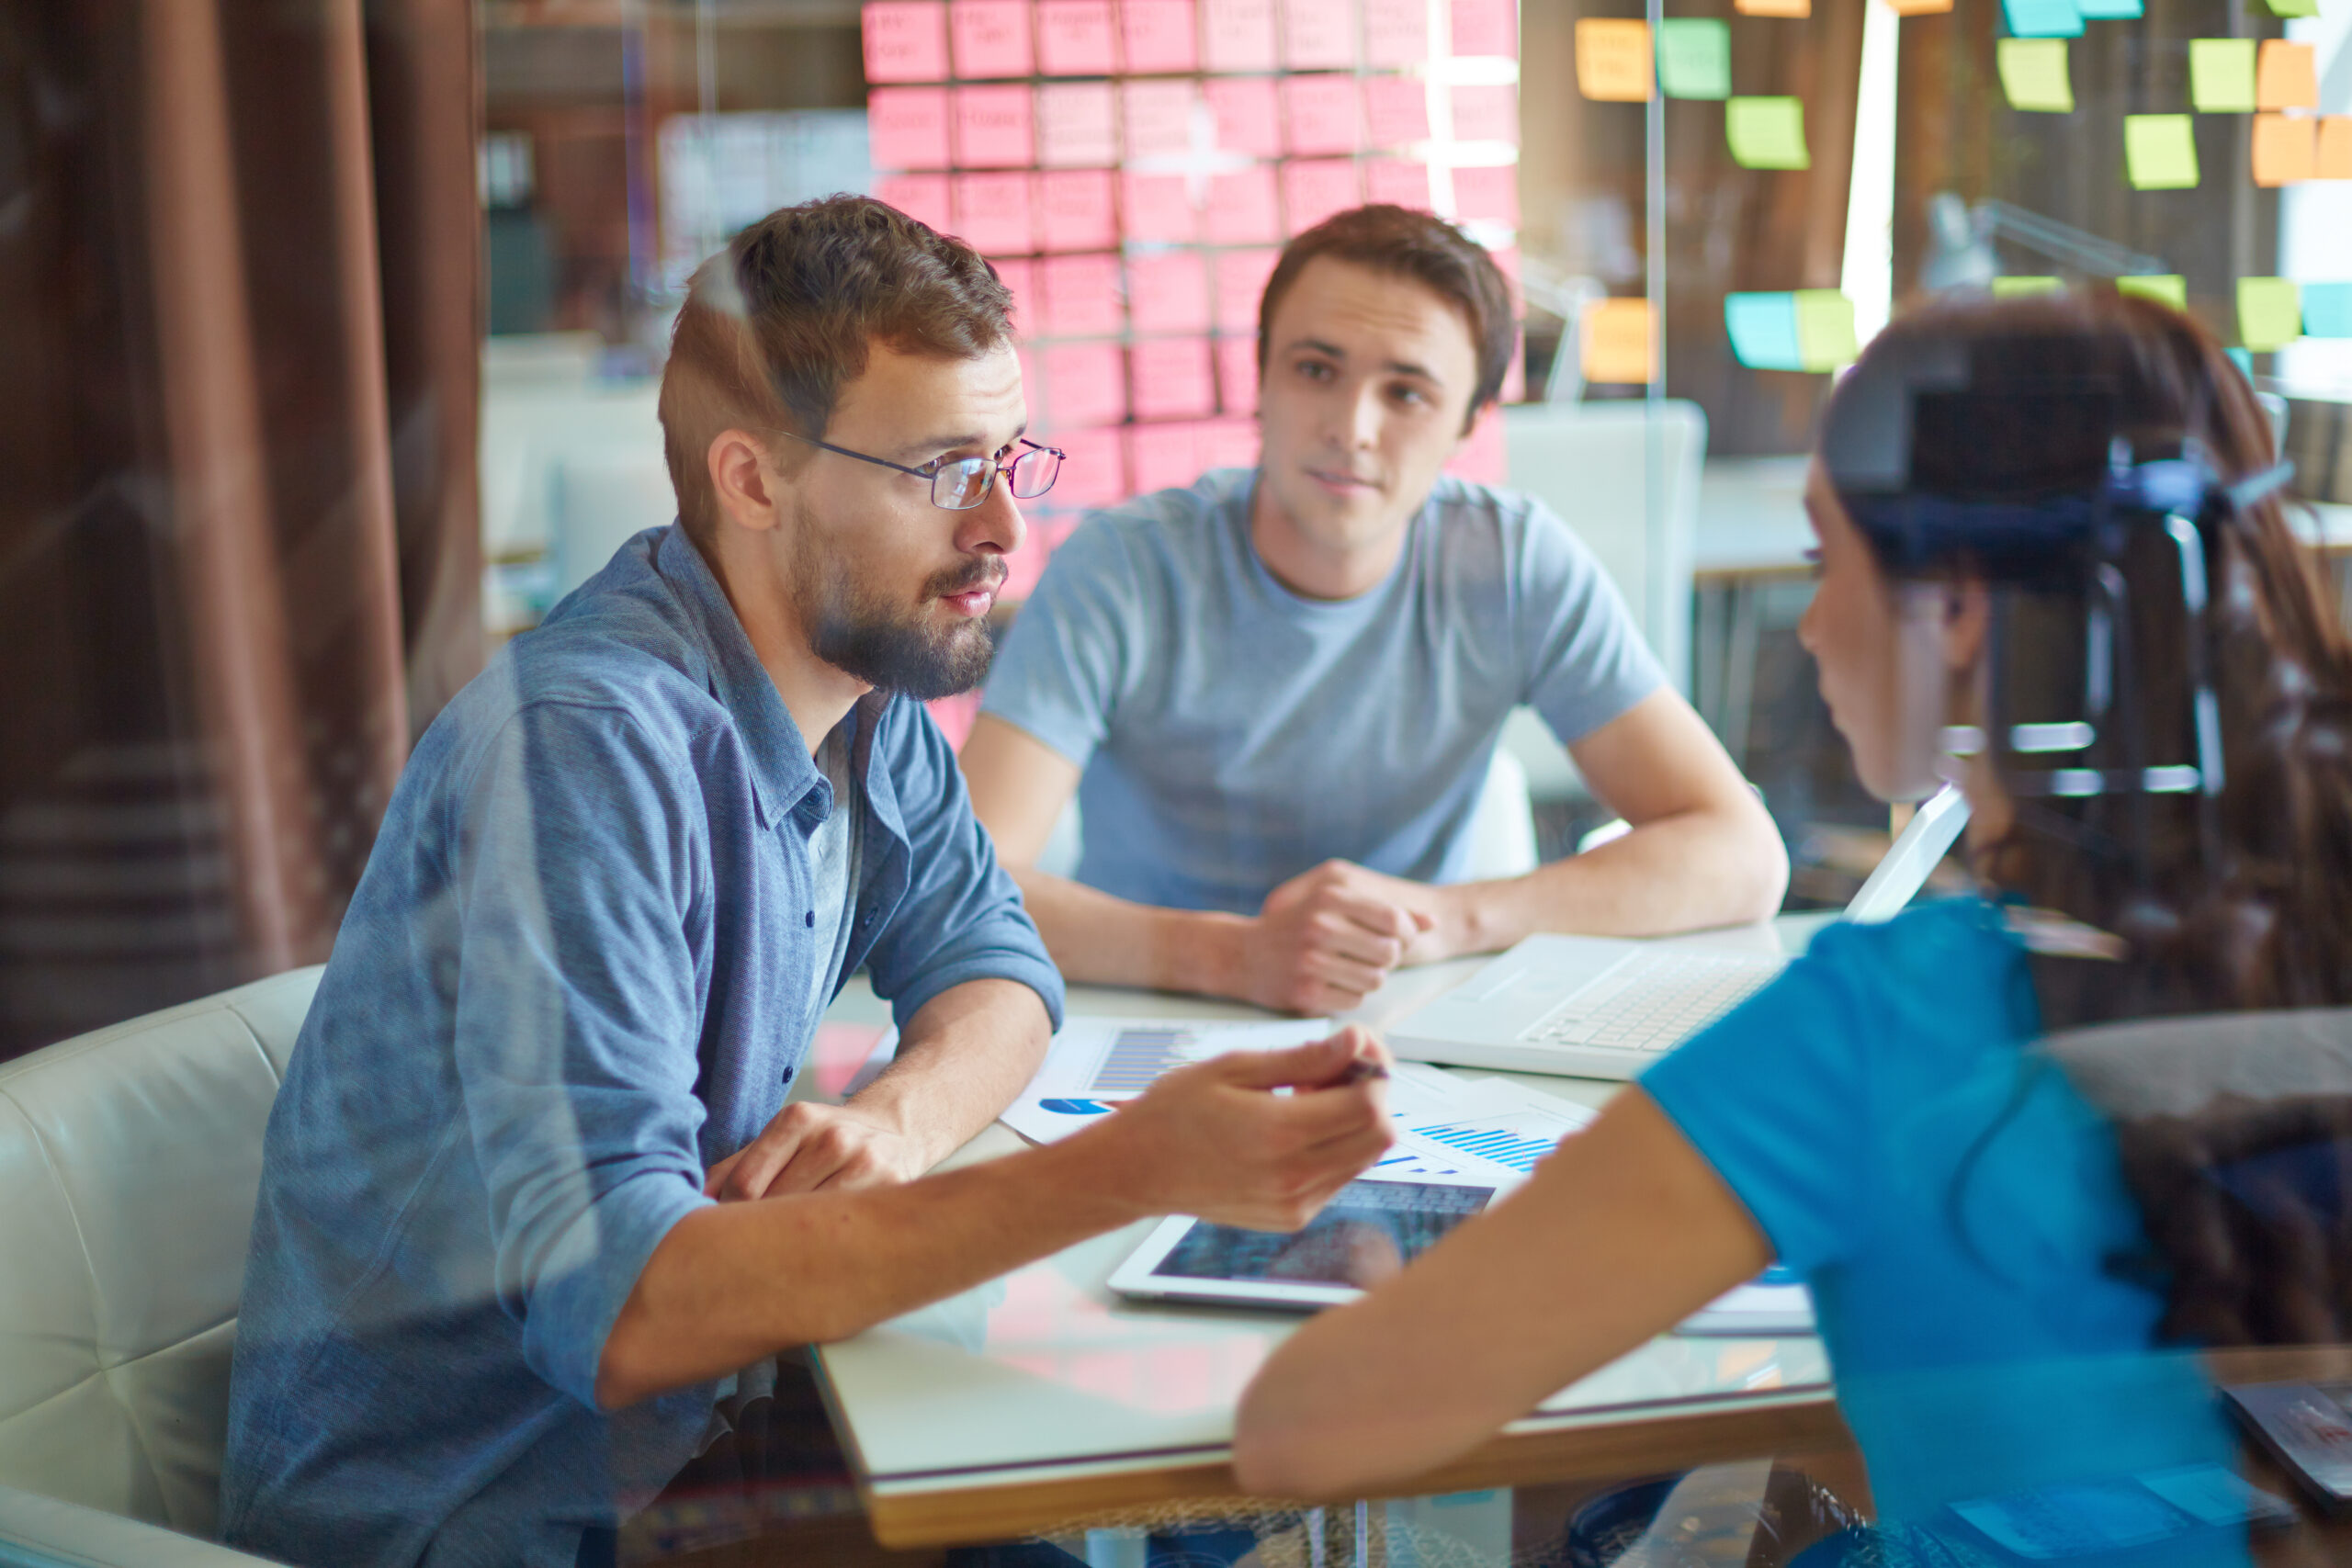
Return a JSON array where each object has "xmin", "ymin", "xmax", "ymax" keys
[
  {"xmin": 1636, "ymin": 928, "xmax": 1880, "ymax": 1275},
  {"xmin": 978, "ymin": 515, "xmax": 1148, "ymax": 770},
  {"xmin": 1513, "ymin": 495, "xmax": 1668, "ymax": 744},
  {"xmin": 445, "ymin": 702, "xmax": 715, "ymax": 1410}
]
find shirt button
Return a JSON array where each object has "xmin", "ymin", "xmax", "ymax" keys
[{"xmin": 804, "ymin": 910, "xmax": 815, "ymax": 927}]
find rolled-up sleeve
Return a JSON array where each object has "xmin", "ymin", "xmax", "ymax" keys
[
  {"xmin": 863, "ymin": 702, "xmax": 1067, "ymax": 1032},
  {"xmin": 446, "ymin": 702, "xmax": 717, "ymax": 1409}
]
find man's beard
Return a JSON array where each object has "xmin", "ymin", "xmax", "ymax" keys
[{"xmin": 797, "ymin": 545, "xmax": 1001, "ymax": 701}]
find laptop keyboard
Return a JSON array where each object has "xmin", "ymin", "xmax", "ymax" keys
[{"xmin": 1520, "ymin": 951, "xmax": 1784, "ymax": 1054}]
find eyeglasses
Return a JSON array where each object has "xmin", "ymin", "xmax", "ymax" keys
[{"xmin": 780, "ymin": 432, "xmax": 1063, "ymax": 511}]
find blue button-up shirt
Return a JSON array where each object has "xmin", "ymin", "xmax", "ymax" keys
[{"xmin": 220, "ymin": 525, "xmax": 1064, "ymax": 1568}]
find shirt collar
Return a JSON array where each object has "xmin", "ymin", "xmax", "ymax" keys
[{"xmin": 654, "ymin": 524, "xmax": 815, "ymax": 830}]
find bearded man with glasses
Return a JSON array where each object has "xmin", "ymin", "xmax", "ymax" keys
[{"xmin": 220, "ymin": 196, "xmax": 1394, "ymax": 1568}]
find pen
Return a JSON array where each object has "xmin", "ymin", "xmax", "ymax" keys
[{"xmin": 1337, "ymin": 1055, "xmax": 1390, "ymax": 1085}]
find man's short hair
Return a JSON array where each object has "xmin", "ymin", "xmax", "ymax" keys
[
  {"xmin": 659, "ymin": 195, "xmax": 1012, "ymax": 544},
  {"xmin": 1256, "ymin": 205, "xmax": 1517, "ymax": 432}
]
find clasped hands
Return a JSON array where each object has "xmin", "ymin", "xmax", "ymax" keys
[{"xmin": 1238, "ymin": 859, "xmax": 1455, "ymax": 1016}]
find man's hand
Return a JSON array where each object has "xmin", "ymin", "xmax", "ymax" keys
[
  {"xmin": 1242, "ymin": 861, "xmax": 1447, "ymax": 1014},
  {"xmin": 1081, "ymin": 1027, "xmax": 1397, "ymax": 1231},
  {"xmin": 704, "ymin": 1101, "xmax": 934, "ymax": 1201}
]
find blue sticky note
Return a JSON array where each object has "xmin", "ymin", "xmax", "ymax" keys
[
  {"xmin": 2305, "ymin": 282, "xmax": 2352, "ymax": 339},
  {"xmin": 1725, "ymin": 292, "xmax": 1804, "ymax": 370},
  {"xmin": 2226, "ymin": 346, "xmax": 2254, "ymax": 378},
  {"xmin": 2075, "ymin": 0, "xmax": 2142, "ymax": 16},
  {"xmin": 2004, "ymin": 0, "xmax": 2083, "ymax": 36}
]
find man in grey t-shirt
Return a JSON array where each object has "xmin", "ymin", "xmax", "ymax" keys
[{"xmin": 962, "ymin": 206, "xmax": 1788, "ymax": 1015}]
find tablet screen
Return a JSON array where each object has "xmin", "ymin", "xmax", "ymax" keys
[{"xmin": 1152, "ymin": 1179, "xmax": 1498, "ymax": 1290}]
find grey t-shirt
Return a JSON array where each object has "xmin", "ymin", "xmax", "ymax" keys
[
  {"xmin": 804, "ymin": 721, "xmax": 862, "ymax": 1034},
  {"xmin": 980, "ymin": 468, "xmax": 1665, "ymax": 915}
]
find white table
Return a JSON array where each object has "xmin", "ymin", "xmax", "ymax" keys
[{"xmin": 810, "ymin": 919, "xmax": 1846, "ymax": 1547}]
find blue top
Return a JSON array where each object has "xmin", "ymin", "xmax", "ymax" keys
[
  {"xmin": 979, "ymin": 469, "xmax": 1663, "ymax": 914},
  {"xmin": 219, "ymin": 525, "xmax": 1064, "ymax": 1568},
  {"xmin": 1642, "ymin": 899, "xmax": 2235, "ymax": 1535}
]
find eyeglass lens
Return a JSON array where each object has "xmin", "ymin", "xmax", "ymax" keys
[{"xmin": 927, "ymin": 447, "xmax": 1061, "ymax": 509}]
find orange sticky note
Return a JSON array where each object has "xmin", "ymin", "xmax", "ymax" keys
[
  {"xmin": 1575, "ymin": 19, "xmax": 1654, "ymax": 103},
  {"xmin": 2257, "ymin": 40, "xmax": 2319, "ymax": 110},
  {"xmin": 1737, "ymin": 0, "xmax": 1812, "ymax": 17},
  {"xmin": 2322, "ymin": 118, "xmax": 2352, "ymax": 178},
  {"xmin": 1887, "ymin": 0, "xmax": 1953, "ymax": 13},
  {"xmin": 2254, "ymin": 114, "xmax": 2317, "ymax": 186},
  {"xmin": 1581, "ymin": 298, "xmax": 1655, "ymax": 385}
]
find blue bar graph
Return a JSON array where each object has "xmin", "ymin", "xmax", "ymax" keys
[{"xmin": 1410, "ymin": 1120, "xmax": 1557, "ymax": 1174}]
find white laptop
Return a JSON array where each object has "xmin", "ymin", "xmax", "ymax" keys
[{"xmin": 1387, "ymin": 784, "xmax": 1970, "ymax": 1078}]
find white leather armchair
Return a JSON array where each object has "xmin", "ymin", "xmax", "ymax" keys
[{"xmin": 0, "ymin": 967, "xmax": 322, "ymax": 1566}]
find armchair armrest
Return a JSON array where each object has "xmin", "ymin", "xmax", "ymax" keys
[{"xmin": 0, "ymin": 1484, "xmax": 286, "ymax": 1568}]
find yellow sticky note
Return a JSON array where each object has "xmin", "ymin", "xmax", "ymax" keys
[
  {"xmin": 2257, "ymin": 40, "xmax": 2319, "ymax": 109},
  {"xmin": 1581, "ymin": 298, "xmax": 1656, "ymax": 384},
  {"xmin": 2125, "ymin": 115, "xmax": 2199, "ymax": 189},
  {"xmin": 1998, "ymin": 39, "xmax": 2075, "ymax": 113},
  {"xmin": 1794, "ymin": 289, "xmax": 1858, "ymax": 369},
  {"xmin": 2267, "ymin": 0, "xmax": 2318, "ymax": 16},
  {"xmin": 1726, "ymin": 96, "xmax": 1810, "ymax": 169},
  {"xmin": 1993, "ymin": 276, "xmax": 2062, "ymax": 297},
  {"xmin": 1736, "ymin": 0, "xmax": 1811, "ymax": 16},
  {"xmin": 2190, "ymin": 39, "xmax": 2257, "ymax": 113},
  {"xmin": 2239, "ymin": 277, "xmax": 2301, "ymax": 351},
  {"xmin": 2117, "ymin": 275, "xmax": 2188, "ymax": 310},
  {"xmin": 2322, "ymin": 118, "xmax": 2352, "ymax": 179},
  {"xmin": 2254, "ymin": 113, "xmax": 2317, "ymax": 186},
  {"xmin": 1574, "ymin": 19, "xmax": 1654, "ymax": 102}
]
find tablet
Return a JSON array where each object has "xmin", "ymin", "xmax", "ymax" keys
[{"xmin": 1106, "ymin": 1178, "xmax": 1502, "ymax": 1311}]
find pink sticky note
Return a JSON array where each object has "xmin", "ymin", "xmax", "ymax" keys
[
  {"xmin": 1200, "ymin": 415, "xmax": 1261, "ymax": 469},
  {"xmin": 864, "ymin": 2, "xmax": 950, "ymax": 82},
  {"xmin": 1037, "ymin": 83, "xmax": 1119, "ymax": 167},
  {"xmin": 1449, "ymin": 0, "xmax": 1515, "ymax": 57},
  {"xmin": 1035, "ymin": 169, "xmax": 1119, "ymax": 251},
  {"xmin": 1123, "ymin": 79, "xmax": 1196, "ymax": 160},
  {"xmin": 869, "ymin": 87, "xmax": 953, "ymax": 170},
  {"xmin": 1121, "ymin": 171, "xmax": 1199, "ymax": 242},
  {"xmin": 1283, "ymin": 0, "xmax": 1357, "ymax": 69},
  {"xmin": 1203, "ymin": 0, "xmax": 1280, "ymax": 70},
  {"xmin": 1451, "ymin": 85, "xmax": 1518, "ymax": 144},
  {"xmin": 1283, "ymin": 74, "xmax": 1362, "ymax": 155},
  {"xmin": 1451, "ymin": 164, "xmax": 1518, "ymax": 225},
  {"xmin": 1121, "ymin": 0, "xmax": 1200, "ymax": 73},
  {"xmin": 1126, "ymin": 251, "xmax": 1212, "ymax": 334},
  {"xmin": 1216, "ymin": 336, "xmax": 1261, "ymax": 411},
  {"xmin": 1363, "ymin": 76, "xmax": 1430, "ymax": 146},
  {"xmin": 1035, "ymin": 0, "xmax": 1119, "ymax": 73},
  {"xmin": 1045, "ymin": 341, "xmax": 1129, "ymax": 428},
  {"xmin": 1204, "ymin": 164, "xmax": 1282, "ymax": 244},
  {"xmin": 1131, "ymin": 336, "xmax": 1217, "ymax": 419},
  {"xmin": 1047, "ymin": 426, "xmax": 1130, "ymax": 507},
  {"xmin": 1042, "ymin": 252, "xmax": 1125, "ymax": 336},
  {"xmin": 1363, "ymin": 0, "xmax": 1427, "ymax": 66},
  {"xmin": 1363, "ymin": 157, "xmax": 1430, "ymax": 209},
  {"xmin": 877, "ymin": 174, "xmax": 954, "ymax": 232},
  {"xmin": 953, "ymin": 171, "xmax": 1035, "ymax": 254},
  {"xmin": 1205, "ymin": 79, "xmax": 1283, "ymax": 158},
  {"xmin": 1280, "ymin": 157, "xmax": 1363, "ymax": 233},
  {"xmin": 991, "ymin": 256, "xmax": 1036, "ymax": 336},
  {"xmin": 954, "ymin": 85, "xmax": 1035, "ymax": 168},
  {"xmin": 1215, "ymin": 246, "xmax": 1281, "ymax": 330},
  {"xmin": 1128, "ymin": 420, "xmax": 1205, "ymax": 492},
  {"xmin": 951, "ymin": 0, "xmax": 1034, "ymax": 77},
  {"xmin": 1444, "ymin": 406, "xmax": 1508, "ymax": 484}
]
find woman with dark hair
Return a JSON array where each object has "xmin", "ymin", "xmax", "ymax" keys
[{"xmin": 1234, "ymin": 291, "xmax": 2352, "ymax": 1558}]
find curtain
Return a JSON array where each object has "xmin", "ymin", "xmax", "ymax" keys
[{"xmin": 0, "ymin": 0, "xmax": 481, "ymax": 1057}]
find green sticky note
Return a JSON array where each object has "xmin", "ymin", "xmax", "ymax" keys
[
  {"xmin": 1656, "ymin": 18, "xmax": 1732, "ymax": 100},
  {"xmin": 2117, "ymin": 274, "xmax": 2188, "ymax": 310},
  {"xmin": 1726, "ymin": 97, "xmax": 1809, "ymax": 170},
  {"xmin": 2266, "ymin": 0, "xmax": 2317, "ymax": 17},
  {"xmin": 1998, "ymin": 39, "xmax": 2075, "ymax": 112},
  {"xmin": 1794, "ymin": 289, "xmax": 1859, "ymax": 369},
  {"xmin": 2189, "ymin": 39, "xmax": 2257, "ymax": 112},
  {"xmin": 2124, "ymin": 115, "xmax": 2199, "ymax": 189},
  {"xmin": 1993, "ymin": 276, "xmax": 2063, "ymax": 297},
  {"xmin": 2238, "ymin": 276, "xmax": 2301, "ymax": 350}
]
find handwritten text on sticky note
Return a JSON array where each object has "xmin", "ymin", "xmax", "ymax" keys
[
  {"xmin": 1575, "ymin": 19, "xmax": 1653, "ymax": 103},
  {"xmin": 2253, "ymin": 114, "xmax": 2316, "ymax": 186},
  {"xmin": 1656, "ymin": 19, "xmax": 1731, "ymax": 100}
]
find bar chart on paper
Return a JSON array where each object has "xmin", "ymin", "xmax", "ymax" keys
[
  {"xmin": 1090, "ymin": 1027, "xmax": 1196, "ymax": 1092},
  {"xmin": 1408, "ymin": 1115, "xmax": 1559, "ymax": 1173},
  {"xmin": 1402, "ymin": 1087, "xmax": 1596, "ymax": 1176}
]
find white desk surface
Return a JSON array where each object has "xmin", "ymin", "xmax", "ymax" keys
[{"xmin": 812, "ymin": 916, "xmax": 1842, "ymax": 1542}]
